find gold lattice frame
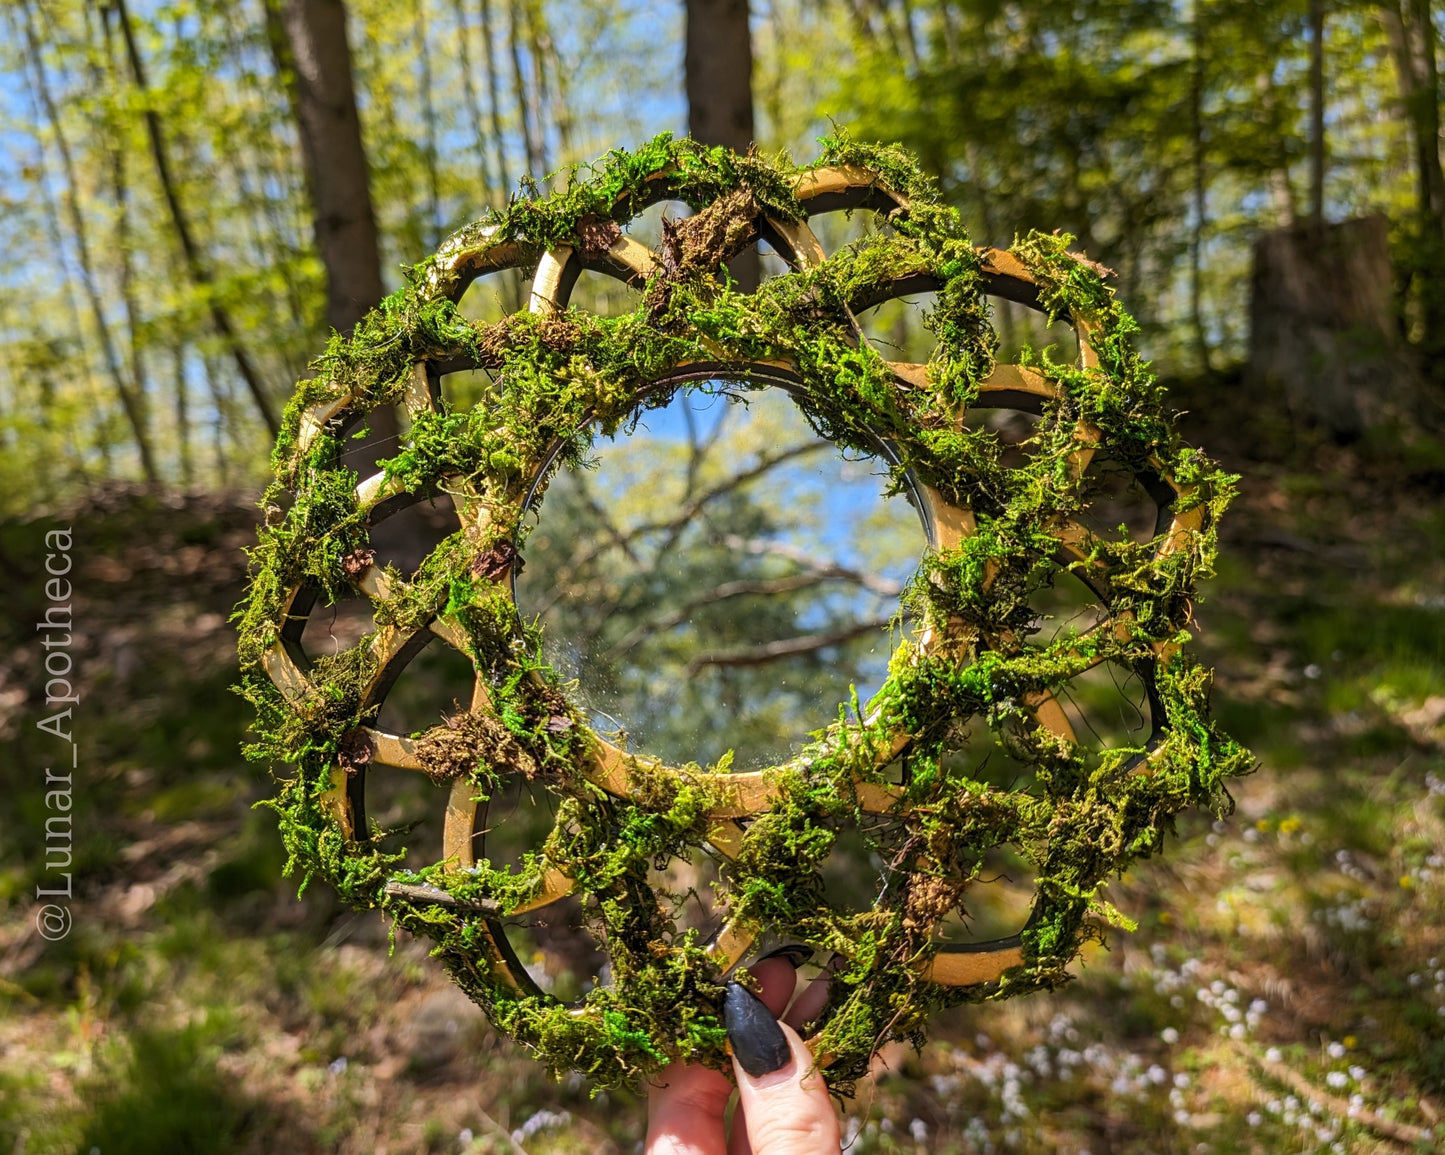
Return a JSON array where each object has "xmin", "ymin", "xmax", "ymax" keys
[{"xmin": 241, "ymin": 139, "xmax": 1245, "ymax": 1086}]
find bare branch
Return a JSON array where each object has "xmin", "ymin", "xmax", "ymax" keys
[
  {"xmin": 1230, "ymin": 1040, "xmax": 1431, "ymax": 1147},
  {"xmin": 531, "ymin": 440, "xmax": 830, "ymax": 617},
  {"xmin": 683, "ymin": 618, "xmax": 897, "ymax": 674},
  {"xmin": 643, "ymin": 439, "xmax": 831, "ymax": 546},
  {"xmin": 720, "ymin": 534, "xmax": 906, "ymax": 596},
  {"xmin": 574, "ymin": 471, "xmax": 642, "ymax": 567},
  {"xmin": 384, "ymin": 881, "xmax": 500, "ymax": 914},
  {"xmin": 603, "ymin": 569, "xmax": 905, "ymax": 662},
  {"xmin": 604, "ymin": 569, "xmax": 895, "ymax": 659}
]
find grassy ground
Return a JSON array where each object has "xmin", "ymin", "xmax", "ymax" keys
[{"xmin": 2, "ymin": 377, "xmax": 1444, "ymax": 1154}]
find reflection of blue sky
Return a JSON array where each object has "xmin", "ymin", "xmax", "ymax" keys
[
  {"xmin": 618, "ymin": 383, "xmax": 924, "ymax": 585},
  {"xmin": 522, "ymin": 382, "xmax": 928, "ymax": 764}
]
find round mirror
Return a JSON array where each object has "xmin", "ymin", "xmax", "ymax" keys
[{"xmin": 515, "ymin": 384, "xmax": 928, "ymax": 770}]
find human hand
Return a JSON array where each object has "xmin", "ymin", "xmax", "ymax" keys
[{"xmin": 644, "ymin": 950, "xmax": 840, "ymax": 1155}]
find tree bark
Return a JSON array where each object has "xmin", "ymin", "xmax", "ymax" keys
[
  {"xmin": 1189, "ymin": 0, "xmax": 1211, "ymax": 373},
  {"xmin": 1380, "ymin": 0, "xmax": 1445, "ymax": 358},
  {"xmin": 267, "ymin": 0, "xmax": 397, "ymax": 471},
  {"xmin": 685, "ymin": 0, "xmax": 754, "ymax": 151},
  {"xmin": 1248, "ymin": 215, "xmax": 1417, "ymax": 439},
  {"xmin": 268, "ymin": 0, "xmax": 385, "ymax": 337},
  {"xmin": 1308, "ymin": 0, "xmax": 1326, "ymax": 226},
  {"xmin": 685, "ymin": 0, "xmax": 759, "ymax": 290}
]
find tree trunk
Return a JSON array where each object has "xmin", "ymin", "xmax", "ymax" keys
[
  {"xmin": 685, "ymin": 0, "xmax": 759, "ymax": 290},
  {"xmin": 1308, "ymin": 0, "xmax": 1326, "ymax": 226},
  {"xmin": 508, "ymin": 0, "xmax": 543, "ymax": 177},
  {"xmin": 113, "ymin": 0, "xmax": 279, "ymax": 437},
  {"xmin": 1189, "ymin": 0, "xmax": 1210, "ymax": 373},
  {"xmin": 269, "ymin": 0, "xmax": 385, "ymax": 336},
  {"xmin": 479, "ymin": 0, "xmax": 511, "ymax": 206},
  {"xmin": 268, "ymin": 0, "xmax": 396, "ymax": 472},
  {"xmin": 174, "ymin": 345, "xmax": 192, "ymax": 486},
  {"xmin": 453, "ymin": 0, "xmax": 495, "ymax": 206},
  {"xmin": 1247, "ymin": 215, "xmax": 1417, "ymax": 439},
  {"xmin": 1380, "ymin": 0, "xmax": 1445, "ymax": 362},
  {"xmin": 20, "ymin": 1, "xmax": 159, "ymax": 482},
  {"xmin": 416, "ymin": 0, "xmax": 442, "ymax": 247}
]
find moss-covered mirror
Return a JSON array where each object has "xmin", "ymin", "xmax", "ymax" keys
[{"xmin": 236, "ymin": 135, "xmax": 1251, "ymax": 1090}]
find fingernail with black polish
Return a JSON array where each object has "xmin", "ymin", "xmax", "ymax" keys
[
  {"xmin": 758, "ymin": 944, "xmax": 811, "ymax": 967},
  {"xmin": 724, "ymin": 981, "xmax": 791, "ymax": 1077}
]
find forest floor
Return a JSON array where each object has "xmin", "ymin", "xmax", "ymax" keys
[{"xmin": 2, "ymin": 373, "xmax": 1444, "ymax": 1155}]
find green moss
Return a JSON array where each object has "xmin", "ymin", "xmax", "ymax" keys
[{"xmin": 236, "ymin": 133, "xmax": 1249, "ymax": 1092}]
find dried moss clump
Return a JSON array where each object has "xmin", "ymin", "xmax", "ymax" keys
[{"xmin": 236, "ymin": 133, "xmax": 1251, "ymax": 1092}]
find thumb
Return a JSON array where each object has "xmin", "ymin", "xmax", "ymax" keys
[{"xmin": 724, "ymin": 983, "xmax": 840, "ymax": 1155}]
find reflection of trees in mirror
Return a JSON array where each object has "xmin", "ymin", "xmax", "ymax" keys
[
  {"xmin": 620, "ymin": 200, "xmax": 692, "ymax": 250},
  {"xmin": 856, "ymin": 292, "xmax": 939, "ymax": 364},
  {"xmin": 516, "ymin": 385, "xmax": 925, "ymax": 770},
  {"xmin": 562, "ymin": 269, "xmax": 644, "ymax": 319},
  {"xmin": 374, "ymin": 640, "xmax": 474, "ymax": 737},
  {"xmin": 455, "ymin": 267, "xmax": 528, "ymax": 324},
  {"xmin": 362, "ymin": 762, "xmax": 447, "ymax": 876},
  {"xmin": 991, "ymin": 298, "xmax": 1079, "ymax": 365},
  {"xmin": 1074, "ymin": 455, "xmax": 1172, "ymax": 545},
  {"xmin": 1056, "ymin": 661, "xmax": 1155, "ymax": 753},
  {"xmin": 477, "ymin": 774, "xmax": 608, "ymax": 1002},
  {"xmin": 932, "ymin": 846, "xmax": 1037, "ymax": 945},
  {"xmin": 297, "ymin": 590, "xmax": 373, "ymax": 663}
]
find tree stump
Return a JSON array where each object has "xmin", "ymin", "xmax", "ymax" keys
[{"xmin": 1248, "ymin": 214, "xmax": 1417, "ymax": 439}]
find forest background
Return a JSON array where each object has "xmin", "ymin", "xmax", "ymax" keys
[{"xmin": 2, "ymin": 0, "xmax": 1445, "ymax": 1152}]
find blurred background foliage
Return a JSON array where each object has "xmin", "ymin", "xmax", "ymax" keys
[
  {"xmin": 2, "ymin": 0, "xmax": 1445, "ymax": 1152},
  {"xmin": 1, "ymin": 0, "xmax": 1443, "ymax": 504}
]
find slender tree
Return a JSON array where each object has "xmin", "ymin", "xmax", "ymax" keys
[
  {"xmin": 1381, "ymin": 0, "xmax": 1445, "ymax": 359},
  {"xmin": 453, "ymin": 0, "xmax": 496, "ymax": 204},
  {"xmin": 685, "ymin": 0, "xmax": 759, "ymax": 290},
  {"xmin": 266, "ymin": 0, "xmax": 393, "ymax": 467},
  {"xmin": 1190, "ymin": 0, "xmax": 1211, "ymax": 373},
  {"xmin": 415, "ymin": 0, "xmax": 443, "ymax": 245},
  {"xmin": 265, "ymin": 0, "xmax": 385, "ymax": 338},
  {"xmin": 479, "ymin": 0, "xmax": 512, "ymax": 205},
  {"xmin": 508, "ymin": 0, "xmax": 544, "ymax": 177},
  {"xmin": 1308, "ymin": 0, "xmax": 1326, "ymax": 226},
  {"xmin": 112, "ymin": 0, "xmax": 279, "ymax": 435},
  {"xmin": 19, "ymin": 0, "xmax": 158, "ymax": 482}
]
